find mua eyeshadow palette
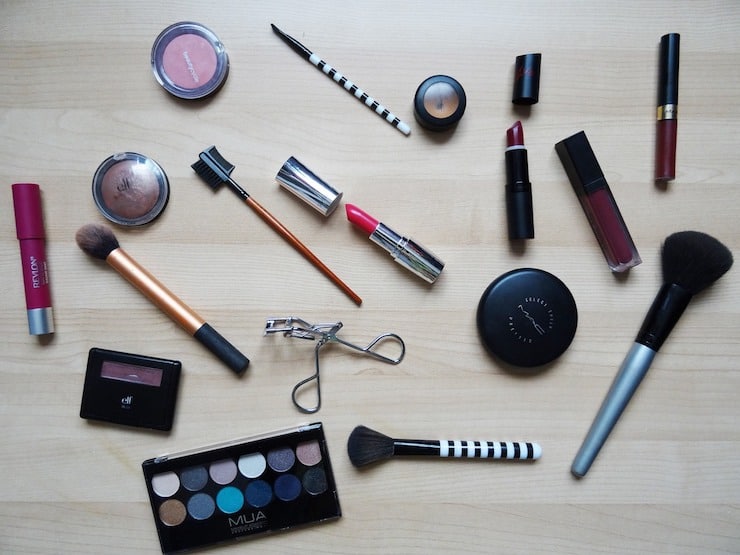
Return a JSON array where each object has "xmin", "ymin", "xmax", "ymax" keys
[{"xmin": 142, "ymin": 422, "xmax": 341, "ymax": 553}]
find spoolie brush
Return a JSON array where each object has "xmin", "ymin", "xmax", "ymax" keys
[
  {"xmin": 191, "ymin": 146, "xmax": 362, "ymax": 305},
  {"xmin": 572, "ymin": 231, "xmax": 733, "ymax": 478},
  {"xmin": 75, "ymin": 223, "xmax": 249, "ymax": 375},
  {"xmin": 347, "ymin": 425, "xmax": 541, "ymax": 467}
]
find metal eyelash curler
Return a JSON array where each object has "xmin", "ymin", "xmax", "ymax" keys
[{"xmin": 264, "ymin": 316, "xmax": 406, "ymax": 414}]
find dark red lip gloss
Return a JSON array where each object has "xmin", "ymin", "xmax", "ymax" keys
[
  {"xmin": 655, "ymin": 33, "xmax": 680, "ymax": 182},
  {"xmin": 12, "ymin": 183, "xmax": 55, "ymax": 335},
  {"xmin": 505, "ymin": 121, "xmax": 535, "ymax": 240},
  {"xmin": 555, "ymin": 132, "xmax": 641, "ymax": 273}
]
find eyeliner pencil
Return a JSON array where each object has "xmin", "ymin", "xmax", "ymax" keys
[{"xmin": 271, "ymin": 24, "xmax": 411, "ymax": 136}]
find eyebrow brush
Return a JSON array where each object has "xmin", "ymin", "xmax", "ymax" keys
[
  {"xmin": 192, "ymin": 146, "xmax": 362, "ymax": 305},
  {"xmin": 347, "ymin": 425, "xmax": 541, "ymax": 467},
  {"xmin": 75, "ymin": 223, "xmax": 249, "ymax": 374}
]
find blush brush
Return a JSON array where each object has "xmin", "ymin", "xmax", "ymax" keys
[
  {"xmin": 191, "ymin": 146, "xmax": 362, "ymax": 305},
  {"xmin": 572, "ymin": 230, "xmax": 733, "ymax": 478},
  {"xmin": 347, "ymin": 425, "xmax": 542, "ymax": 467},
  {"xmin": 75, "ymin": 223, "xmax": 249, "ymax": 375}
]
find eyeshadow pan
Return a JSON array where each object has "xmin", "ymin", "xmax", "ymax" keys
[
  {"xmin": 302, "ymin": 466, "xmax": 328, "ymax": 496},
  {"xmin": 274, "ymin": 474, "xmax": 302, "ymax": 502},
  {"xmin": 209, "ymin": 459, "xmax": 237, "ymax": 485},
  {"xmin": 267, "ymin": 446, "xmax": 295, "ymax": 472},
  {"xmin": 180, "ymin": 466, "xmax": 208, "ymax": 492},
  {"xmin": 142, "ymin": 422, "xmax": 341, "ymax": 553},
  {"xmin": 216, "ymin": 486, "xmax": 244, "ymax": 514},
  {"xmin": 159, "ymin": 499, "xmax": 187, "ymax": 527},
  {"xmin": 296, "ymin": 440, "xmax": 322, "ymax": 466},
  {"xmin": 187, "ymin": 493, "xmax": 215, "ymax": 521},
  {"xmin": 238, "ymin": 452, "xmax": 266, "ymax": 478},
  {"xmin": 152, "ymin": 471, "xmax": 180, "ymax": 497},
  {"xmin": 245, "ymin": 479, "xmax": 273, "ymax": 508}
]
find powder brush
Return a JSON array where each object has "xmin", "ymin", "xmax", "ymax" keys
[
  {"xmin": 75, "ymin": 223, "xmax": 249, "ymax": 374},
  {"xmin": 347, "ymin": 425, "xmax": 541, "ymax": 467},
  {"xmin": 572, "ymin": 231, "xmax": 733, "ymax": 478}
]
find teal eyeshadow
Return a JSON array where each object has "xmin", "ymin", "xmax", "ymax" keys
[{"xmin": 216, "ymin": 486, "xmax": 244, "ymax": 514}]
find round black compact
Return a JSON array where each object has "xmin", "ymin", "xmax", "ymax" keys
[
  {"xmin": 476, "ymin": 268, "xmax": 577, "ymax": 368},
  {"xmin": 413, "ymin": 75, "xmax": 466, "ymax": 131}
]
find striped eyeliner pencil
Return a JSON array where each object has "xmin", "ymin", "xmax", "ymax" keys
[{"xmin": 271, "ymin": 24, "xmax": 411, "ymax": 136}]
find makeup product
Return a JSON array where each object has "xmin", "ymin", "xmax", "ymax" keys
[
  {"xmin": 347, "ymin": 425, "xmax": 541, "ymax": 467},
  {"xmin": 413, "ymin": 75, "xmax": 467, "ymax": 132},
  {"xmin": 275, "ymin": 157, "xmax": 343, "ymax": 216},
  {"xmin": 75, "ymin": 224, "xmax": 249, "ymax": 375},
  {"xmin": 655, "ymin": 33, "xmax": 680, "ymax": 182},
  {"xmin": 345, "ymin": 203, "xmax": 445, "ymax": 283},
  {"xmin": 512, "ymin": 53, "xmax": 541, "ymax": 105},
  {"xmin": 151, "ymin": 21, "xmax": 229, "ymax": 100},
  {"xmin": 555, "ymin": 130, "xmax": 641, "ymax": 273},
  {"xmin": 572, "ymin": 231, "xmax": 733, "ymax": 478},
  {"xmin": 477, "ymin": 268, "xmax": 577, "ymax": 368},
  {"xmin": 92, "ymin": 152, "xmax": 170, "ymax": 226},
  {"xmin": 11, "ymin": 183, "xmax": 54, "ymax": 335},
  {"xmin": 505, "ymin": 121, "xmax": 535, "ymax": 239},
  {"xmin": 142, "ymin": 422, "xmax": 341, "ymax": 553},
  {"xmin": 271, "ymin": 24, "xmax": 410, "ymax": 136},
  {"xmin": 192, "ymin": 146, "xmax": 362, "ymax": 305},
  {"xmin": 264, "ymin": 316, "xmax": 405, "ymax": 414},
  {"xmin": 80, "ymin": 348, "xmax": 181, "ymax": 431}
]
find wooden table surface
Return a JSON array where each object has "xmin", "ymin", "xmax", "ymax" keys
[{"xmin": 1, "ymin": 2, "xmax": 739, "ymax": 553}]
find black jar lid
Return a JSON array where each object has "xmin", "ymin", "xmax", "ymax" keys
[{"xmin": 477, "ymin": 268, "xmax": 577, "ymax": 368}]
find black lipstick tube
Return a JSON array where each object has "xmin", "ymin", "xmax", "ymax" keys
[{"xmin": 505, "ymin": 145, "xmax": 535, "ymax": 239}]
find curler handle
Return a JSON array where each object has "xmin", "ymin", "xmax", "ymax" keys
[{"xmin": 194, "ymin": 323, "xmax": 250, "ymax": 375}]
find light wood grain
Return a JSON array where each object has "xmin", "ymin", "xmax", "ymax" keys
[{"xmin": 1, "ymin": 1, "xmax": 739, "ymax": 553}]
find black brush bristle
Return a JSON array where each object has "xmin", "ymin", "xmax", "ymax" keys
[
  {"xmin": 75, "ymin": 223, "xmax": 120, "ymax": 260},
  {"xmin": 347, "ymin": 425, "xmax": 395, "ymax": 467},
  {"xmin": 662, "ymin": 231, "xmax": 733, "ymax": 294},
  {"xmin": 191, "ymin": 146, "xmax": 234, "ymax": 190}
]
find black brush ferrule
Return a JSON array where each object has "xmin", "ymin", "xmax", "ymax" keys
[
  {"xmin": 393, "ymin": 439, "xmax": 441, "ymax": 457},
  {"xmin": 636, "ymin": 283, "xmax": 693, "ymax": 351}
]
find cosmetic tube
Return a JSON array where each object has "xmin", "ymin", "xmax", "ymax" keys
[
  {"xmin": 12, "ymin": 183, "xmax": 54, "ymax": 335},
  {"xmin": 655, "ymin": 33, "xmax": 680, "ymax": 182},
  {"xmin": 555, "ymin": 131, "xmax": 641, "ymax": 272}
]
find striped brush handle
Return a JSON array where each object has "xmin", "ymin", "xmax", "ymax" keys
[{"xmin": 393, "ymin": 439, "xmax": 541, "ymax": 460}]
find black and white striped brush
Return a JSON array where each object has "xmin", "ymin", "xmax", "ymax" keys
[{"xmin": 347, "ymin": 425, "xmax": 541, "ymax": 467}]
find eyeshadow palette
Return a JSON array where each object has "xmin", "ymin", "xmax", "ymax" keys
[{"xmin": 142, "ymin": 422, "xmax": 341, "ymax": 553}]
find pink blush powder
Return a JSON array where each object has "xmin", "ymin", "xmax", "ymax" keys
[{"xmin": 161, "ymin": 33, "xmax": 217, "ymax": 89}]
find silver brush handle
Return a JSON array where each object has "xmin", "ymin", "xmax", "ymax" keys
[{"xmin": 571, "ymin": 342, "xmax": 656, "ymax": 477}]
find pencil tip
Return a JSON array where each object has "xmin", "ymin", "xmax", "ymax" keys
[{"xmin": 271, "ymin": 24, "xmax": 281, "ymax": 33}]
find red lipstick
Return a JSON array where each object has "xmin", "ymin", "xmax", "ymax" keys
[
  {"xmin": 655, "ymin": 33, "xmax": 680, "ymax": 182},
  {"xmin": 345, "ymin": 203, "xmax": 444, "ymax": 283},
  {"xmin": 505, "ymin": 121, "xmax": 535, "ymax": 240},
  {"xmin": 12, "ymin": 183, "xmax": 55, "ymax": 335},
  {"xmin": 555, "ymin": 131, "xmax": 641, "ymax": 273}
]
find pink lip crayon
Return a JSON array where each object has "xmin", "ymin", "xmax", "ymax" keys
[
  {"xmin": 345, "ymin": 203, "xmax": 444, "ymax": 283},
  {"xmin": 12, "ymin": 183, "xmax": 55, "ymax": 335}
]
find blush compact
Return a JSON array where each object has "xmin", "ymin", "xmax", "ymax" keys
[
  {"xmin": 477, "ymin": 268, "xmax": 578, "ymax": 368},
  {"xmin": 80, "ymin": 348, "xmax": 181, "ymax": 431},
  {"xmin": 92, "ymin": 152, "xmax": 170, "ymax": 226}
]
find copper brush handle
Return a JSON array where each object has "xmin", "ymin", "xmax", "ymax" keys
[
  {"xmin": 245, "ymin": 196, "xmax": 363, "ymax": 306},
  {"xmin": 106, "ymin": 248, "xmax": 249, "ymax": 374}
]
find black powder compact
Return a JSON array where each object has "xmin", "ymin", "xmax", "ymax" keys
[{"xmin": 477, "ymin": 268, "xmax": 578, "ymax": 368}]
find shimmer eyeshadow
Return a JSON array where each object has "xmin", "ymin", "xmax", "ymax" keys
[{"xmin": 142, "ymin": 422, "xmax": 341, "ymax": 554}]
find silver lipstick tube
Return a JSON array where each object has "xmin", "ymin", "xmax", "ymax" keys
[{"xmin": 370, "ymin": 223, "xmax": 444, "ymax": 283}]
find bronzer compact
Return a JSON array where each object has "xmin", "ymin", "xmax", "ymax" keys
[{"xmin": 142, "ymin": 422, "xmax": 341, "ymax": 553}]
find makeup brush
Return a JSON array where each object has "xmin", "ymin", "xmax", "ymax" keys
[
  {"xmin": 572, "ymin": 230, "xmax": 733, "ymax": 478},
  {"xmin": 75, "ymin": 223, "xmax": 249, "ymax": 375},
  {"xmin": 347, "ymin": 425, "xmax": 542, "ymax": 467},
  {"xmin": 191, "ymin": 146, "xmax": 362, "ymax": 306}
]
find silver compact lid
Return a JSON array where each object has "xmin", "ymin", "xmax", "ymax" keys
[{"xmin": 276, "ymin": 157, "xmax": 343, "ymax": 216}]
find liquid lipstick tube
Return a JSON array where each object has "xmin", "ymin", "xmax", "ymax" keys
[
  {"xmin": 555, "ymin": 131, "xmax": 641, "ymax": 273},
  {"xmin": 12, "ymin": 183, "xmax": 55, "ymax": 335},
  {"xmin": 345, "ymin": 203, "xmax": 444, "ymax": 283},
  {"xmin": 655, "ymin": 33, "xmax": 680, "ymax": 182},
  {"xmin": 505, "ymin": 121, "xmax": 535, "ymax": 239}
]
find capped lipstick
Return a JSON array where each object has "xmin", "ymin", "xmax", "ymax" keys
[
  {"xmin": 345, "ymin": 203, "xmax": 444, "ymax": 283},
  {"xmin": 655, "ymin": 33, "xmax": 680, "ymax": 182},
  {"xmin": 505, "ymin": 121, "xmax": 535, "ymax": 239}
]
